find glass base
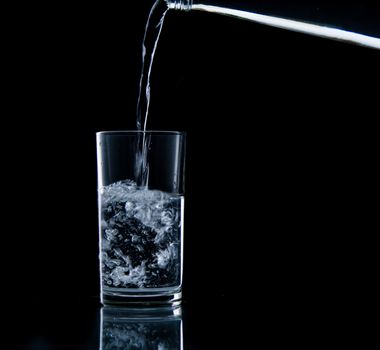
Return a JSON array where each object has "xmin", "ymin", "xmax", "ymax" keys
[{"xmin": 101, "ymin": 287, "xmax": 182, "ymax": 306}]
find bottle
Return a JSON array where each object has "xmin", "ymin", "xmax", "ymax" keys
[{"xmin": 165, "ymin": 0, "xmax": 380, "ymax": 49}]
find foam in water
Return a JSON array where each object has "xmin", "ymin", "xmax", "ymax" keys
[{"xmin": 99, "ymin": 180, "xmax": 183, "ymax": 290}]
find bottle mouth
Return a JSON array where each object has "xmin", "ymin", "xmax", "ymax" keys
[{"xmin": 166, "ymin": 0, "xmax": 192, "ymax": 11}]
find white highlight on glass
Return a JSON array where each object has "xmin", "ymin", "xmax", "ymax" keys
[{"xmin": 191, "ymin": 5, "xmax": 380, "ymax": 49}]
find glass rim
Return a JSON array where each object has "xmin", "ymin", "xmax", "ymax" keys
[{"xmin": 96, "ymin": 130, "xmax": 185, "ymax": 136}]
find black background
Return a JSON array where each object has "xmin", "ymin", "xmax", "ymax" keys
[{"xmin": 3, "ymin": 1, "xmax": 380, "ymax": 349}]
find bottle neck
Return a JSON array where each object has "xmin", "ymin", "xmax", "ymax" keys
[{"xmin": 166, "ymin": 0, "xmax": 193, "ymax": 11}]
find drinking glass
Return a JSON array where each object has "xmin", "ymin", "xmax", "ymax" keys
[{"xmin": 97, "ymin": 131, "xmax": 186, "ymax": 305}]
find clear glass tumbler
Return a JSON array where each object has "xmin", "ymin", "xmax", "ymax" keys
[{"xmin": 96, "ymin": 131, "xmax": 186, "ymax": 305}]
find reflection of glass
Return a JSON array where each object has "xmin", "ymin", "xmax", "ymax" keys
[{"xmin": 100, "ymin": 306, "xmax": 183, "ymax": 349}]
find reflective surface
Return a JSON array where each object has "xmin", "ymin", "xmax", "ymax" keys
[{"xmin": 6, "ymin": 298, "xmax": 380, "ymax": 349}]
